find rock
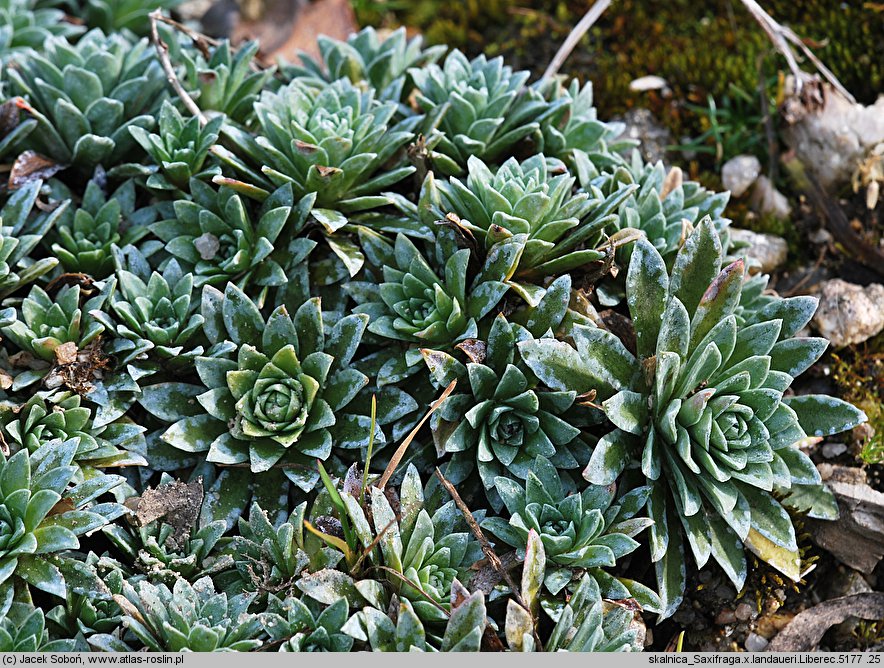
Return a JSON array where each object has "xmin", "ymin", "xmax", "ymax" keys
[
  {"xmin": 756, "ymin": 612, "xmax": 796, "ymax": 639},
  {"xmin": 807, "ymin": 472, "xmax": 884, "ymax": 573},
  {"xmin": 735, "ymin": 602, "xmax": 754, "ymax": 621},
  {"xmin": 728, "ymin": 228, "xmax": 789, "ymax": 274},
  {"xmin": 745, "ymin": 632, "xmax": 769, "ymax": 652},
  {"xmin": 768, "ymin": 593, "xmax": 884, "ymax": 651},
  {"xmin": 614, "ymin": 108, "xmax": 671, "ymax": 165},
  {"xmin": 822, "ymin": 442, "xmax": 848, "ymax": 459},
  {"xmin": 715, "ymin": 609, "xmax": 737, "ymax": 625},
  {"xmin": 629, "ymin": 75, "xmax": 669, "ymax": 93},
  {"xmin": 749, "ymin": 176, "xmax": 792, "ymax": 219},
  {"xmin": 178, "ymin": 0, "xmax": 215, "ymax": 21},
  {"xmin": 808, "ymin": 228, "xmax": 833, "ymax": 245},
  {"xmin": 811, "ymin": 279, "xmax": 884, "ymax": 347},
  {"xmin": 817, "ymin": 463, "xmax": 868, "ymax": 485},
  {"xmin": 715, "ymin": 584, "xmax": 735, "ymax": 600},
  {"xmin": 721, "ymin": 155, "xmax": 762, "ymax": 197},
  {"xmin": 782, "ymin": 86, "xmax": 884, "ymax": 192},
  {"xmin": 826, "ymin": 569, "xmax": 872, "ymax": 600}
]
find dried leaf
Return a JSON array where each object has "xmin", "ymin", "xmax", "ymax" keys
[
  {"xmin": 8, "ymin": 150, "xmax": 64, "ymax": 190},
  {"xmin": 455, "ymin": 339, "xmax": 487, "ymax": 364}
]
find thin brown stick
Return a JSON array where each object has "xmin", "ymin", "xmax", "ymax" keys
[
  {"xmin": 434, "ymin": 467, "xmax": 543, "ymax": 649},
  {"xmin": 541, "ymin": 0, "xmax": 612, "ymax": 81},
  {"xmin": 738, "ymin": 0, "xmax": 855, "ymax": 103},
  {"xmin": 149, "ymin": 10, "xmax": 207, "ymax": 126},
  {"xmin": 152, "ymin": 12, "xmax": 219, "ymax": 57},
  {"xmin": 433, "ymin": 467, "xmax": 524, "ymax": 608},
  {"xmin": 802, "ymin": 173, "xmax": 884, "ymax": 278},
  {"xmin": 781, "ymin": 244, "xmax": 826, "ymax": 297},
  {"xmin": 349, "ymin": 517, "xmax": 397, "ymax": 576},
  {"xmin": 376, "ymin": 379, "xmax": 456, "ymax": 490}
]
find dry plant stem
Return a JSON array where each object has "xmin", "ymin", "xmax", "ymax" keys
[
  {"xmin": 782, "ymin": 245, "xmax": 826, "ymax": 297},
  {"xmin": 349, "ymin": 517, "xmax": 396, "ymax": 575},
  {"xmin": 541, "ymin": 0, "xmax": 612, "ymax": 81},
  {"xmin": 803, "ymin": 174, "xmax": 884, "ymax": 277},
  {"xmin": 739, "ymin": 0, "xmax": 855, "ymax": 103},
  {"xmin": 373, "ymin": 566, "xmax": 451, "ymax": 617},
  {"xmin": 376, "ymin": 379, "xmax": 457, "ymax": 490},
  {"xmin": 434, "ymin": 466, "xmax": 543, "ymax": 649},
  {"xmin": 152, "ymin": 11, "xmax": 219, "ymax": 56},
  {"xmin": 433, "ymin": 467, "xmax": 519, "ymax": 600},
  {"xmin": 149, "ymin": 10, "xmax": 207, "ymax": 126}
]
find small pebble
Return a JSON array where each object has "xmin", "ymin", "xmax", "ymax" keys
[
  {"xmin": 721, "ymin": 155, "xmax": 761, "ymax": 198},
  {"xmin": 715, "ymin": 584, "xmax": 734, "ymax": 599},
  {"xmin": 735, "ymin": 602, "xmax": 754, "ymax": 621},
  {"xmin": 809, "ymin": 228, "xmax": 833, "ymax": 245},
  {"xmin": 715, "ymin": 610, "xmax": 737, "ymax": 625},
  {"xmin": 745, "ymin": 632, "xmax": 769, "ymax": 652},
  {"xmin": 822, "ymin": 442, "xmax": 848, "ymax": 459},
  {"xmin": 812, "ymin": 279, "xmax": 884, "ymax": 348}
]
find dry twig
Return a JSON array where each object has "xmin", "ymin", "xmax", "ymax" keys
[
  {"xmin": 541, "ymin": 0, "xmax": 612, "ymax": 81},
  {"xmin": 152, "ymin": 11, "xmax": 219, "ymax": 56},
  {"xmin": 434, "ymin": 468, "xmax": 523, "ymax": 607},
  {"xmin": 149, "ymin": 10, "xmax": 207, "ymax": 126},
  {"xmin": 434, "ymin": 467, "xmax": 543, "ymax": 649},
  {"xmin": 376, "ymin": 379, "xmax": 456, "ymax": 490},
  {"xmin": 738, "ymin": 0, "xmax": 855, "ymax": 103}
]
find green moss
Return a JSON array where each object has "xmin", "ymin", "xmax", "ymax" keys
[
  {"xmin": 740, "ymin": 515, "xmax": 818, "ymax": 614},
  {"xmin": 832, "ymin": 342, "xmax": 884, "ymax": 465},
  {"xmin": 853, "ymin": 620, "xmax": 884, "ymax": 649},
  {"xmin": 358, "ymin": 1, "xmax": 883, "ymax": 135}
]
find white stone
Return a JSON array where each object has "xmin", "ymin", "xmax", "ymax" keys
[
  {"xmin": 728, "ymin": 227, "xmax": 789, "ymax": 273},
  {"xmin": 822, "ymin": 442, "xmax": 848, "ymax": 459},
  {"xmin": 721, "ymin": 155, "xmax": 762, "ymax": 197},
  {"xmin": 750, "ymin": 176, "xmax": 792, "ymax": 219},
  {"xmin": 784, "ymin": 88, "xmax": 884, "ymax": 191},
  {"xmin": 629, "ymin": 75, "xmax": 669, "ymax": 92},
  {"xmin": 812, "ymin": 279, "xmax": 884, "ymax": 348},
  {"xmin": 745, "ymin": 633, "xmax": 769, "ymax": 652}
]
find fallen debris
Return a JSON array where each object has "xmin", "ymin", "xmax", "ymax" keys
[
  {"xmin": 807, "ymin": 465, "xmax": 884, "ymax": 574},
  {"xmin": 129, "ymin": 478, "xmax": 204, "ymax": 547},
  {"xmin": 767, "ymin": 593, "xmax": 884, "ymax": 651}
]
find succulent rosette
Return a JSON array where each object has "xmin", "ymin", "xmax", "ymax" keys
[
  {"xmin": 159, "ymin": 283, "xmax": 371, "ymax": 494},
  {"xmin": 520, "ymin": 219, "xmax": 867, "ymax": 616}
]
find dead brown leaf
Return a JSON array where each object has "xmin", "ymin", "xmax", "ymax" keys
[
  {"xmin": 229, "ymin": 0, "xmax": 356, "ymax": 63},
  {"xmin": 44, "ymin": 338, "xmax": 109, "ymax": 395},
  {"xmin": 0, "ymin": 99, "xmax": 22, "ymax": 138},
  {"xmin": 8, "ymin": 150, "xmax": 65, "ymax": 190},
  {"xmin": 455, "ymin": 339, "xmax": 487, "ymax": 364}
]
